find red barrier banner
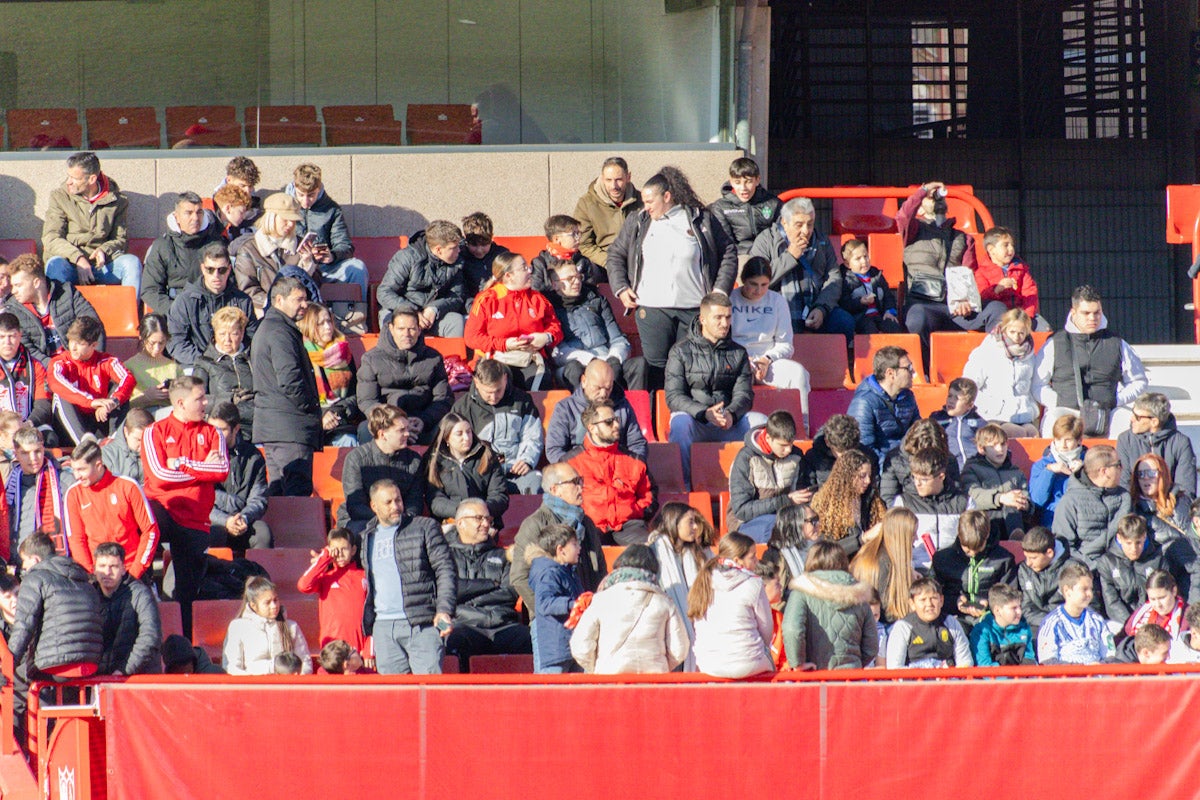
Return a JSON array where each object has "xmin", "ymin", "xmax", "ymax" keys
[{"xmin": 101, "ymin": 674, "xmax": 1200, "ymax": 799}]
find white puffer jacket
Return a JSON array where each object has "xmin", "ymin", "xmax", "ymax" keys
[
  {"xmin": 691, "ymin": 567, "xmax": 774, "ymax": 679},
  {"xmin": 962, "ymin": 333, "xmax": 1038, "ymax": 424},
  {"xmin": 570, "ymin": 573, "xmax": 691, "ymax": 674},
  {"xmin": 221, "ymin": 605, "xmax": 313, "ymax": 675}
]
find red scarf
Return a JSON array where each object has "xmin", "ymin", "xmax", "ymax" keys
[
  {"xmin": 546, "ymin": 241, "xmax": 578, "ymax": 260},
  {"xmin": 88, "ymin": 173, "xmax": 111, "ymax": 204}
]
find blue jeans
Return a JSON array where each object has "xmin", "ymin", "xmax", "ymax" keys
[
  {"xmin": 45, "ymin": 253, "xmax": 142, "ymax": 294},
  {"xmin": 319, "ymin": 257, "xmax": 369, "ymax": 301},
  {"xmin": 374, "ymin": 618, "xmax": 445, "ymax": 675},
  {"xmin": 738, "ymin": 514, "xmax": 777, "ymax": 544},
  {"xmin": 670, "ymin": 410, "xmax": 768, "ymax": 489}
]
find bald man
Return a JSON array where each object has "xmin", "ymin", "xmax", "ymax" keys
[{"xmin": 545, "ymin": 359, "xmax": 647, "ymax": 464}]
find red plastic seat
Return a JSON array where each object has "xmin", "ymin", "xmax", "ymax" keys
[
  {"xmin": 597, "ymin": 283, "xmax": 639, "ymax": 339},
  {"xmin": 244, "ymin": 105, "xmax": 322, "ymax": 146},
  {"xmin": 831, "ymin": 194, "xmax": 898, "ymax": 236},
  {"xmin": 792, "ymin": 333, "xmax": 850, "ymax": 390},
  {"xmin": 355, "ymin": 236, "xmax": 408, "ymax": 283},
  {"xmin": 406, "ymin": 104, "xmax": 479, "ymax": 145},
  {"xmin": 647, "ymin": 441, "xmax": 686, "ymax": 493},
  {"xmin": 246, "ymin": 549, "xmax": 318, "ymax": 599},
  {"xmin": 468, "ymin": 654, "xmax": 533, "ymax": 674},
  {"xmin": 311, "ymin": 447, "xmax": 352, "ymax": 505},
  {"xmin": 346, "ymin": 335, "xmax": 379, "ymax": 363},
  {"xmin": 1010, "ymin": 438, "xmax": 1049, "ymax": 476},
  {"xmin": 77, "ymin": 285, "xmax": 139, "ymax": 338},
  {"xmin": 6, "ymin": 108, "xmax": 81, "ymax": 150},
  {"xmin": 853, "ymin": 333, "xmax": 926, "ymax": 383},
  {"xmin": 659, "ymin": 491, "xmax": 715, "ymax": 527},
  {"xmin": 866, "ymin": 232, "xmax": 905, "ymax": 297},
  {"xmin": 930, "ymin": 330, "xmax": 1052, "ymax": 385},
  {"xmin": 530, "ymin": 390, "xmax": 570, "ymax": 438},
  {"xmin": 492, "ymin": 236, "xmax": 546, "ymax": 262},
  {"xmin": 807, "ymin": 389, "xmax": 855, "ymax": 435},
  {"xmin": 192, "ymin": 599, "xmax": 242, "ymax": 658},
  {"xmin": 126, "ymin": 238, "xmax": 156, "ymax": 262},
  {"xmin": 105, "ymin": 337, "xmax": 139, "ymax": 361},
  {"xmin": 504, "ymin": 494, "xmax": 543, "ymax": 528},
  {"xmin": 322, "ymin": 104, "xmax": 404, "ymax": 146},
  {"xmin": 690, "ymin": 441, "xmax": 744, "ymax": 496},
  {"xmin": 165, "ymin": 105, "xmax": 241, "ymax": 148},
  {"xmin": 998, "ymin": 540, "xmax": 1026, "ymax": 565},
  {"xmin": 158, "ymin": 601, "xmax": 184, "ymax": 639},
  {"xmin": 0, "ymin": 239, "xmax": 36, "ymax": 261},
  {"xmin": 263, "ymin": 496, "xmax": 328, "ymax": 549},
  {"xmin": 912, "ymin": 384, "xmax": 949, "ymax": 417},
  {"xmin": 625, "ymin": 390, "xmax": 655, "ymax": 443},
  {"xmin": 426, "ymin": 337, "xmax": 467, "ymax": 360},
  {"xmin": 750, "ymin": 387, "xmax": 805, "ymax": 433},
  {"xmin": 85, "ymin": 106, "xmax": 161, "ymax": 149}
]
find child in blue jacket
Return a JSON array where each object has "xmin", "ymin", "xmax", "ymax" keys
[
  {"xmin": 968, "ymin": 583, "xmax": 1034, "ymax": 666},
  {"xmin": 1029, "ymin": 414, "xmax": 1086, "ymax": 527},
  {"xmin": 528, "ymin": 523, "xmax": 586, "ymax": 673}
]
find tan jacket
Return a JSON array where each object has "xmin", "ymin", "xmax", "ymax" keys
[
  {"xmin": 572, "ymin": 178, "xmax": 641, "ymax": 267},
  {"xmin": 41, "ymin": 176, "xmax": 130, "ymax": 261}
]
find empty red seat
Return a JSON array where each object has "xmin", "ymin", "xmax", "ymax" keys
[
  {"xmin": 246, "ymin": 549, "xmax": 318, "ymax": 599},
  {"xmin": 0, "ymin": 240, "xmax": 36, "ymax": 261},
  {"xmin": 6, "ymin": 108, "xmax": 81, "ymax": 150},
  {"xmin": 77, "ymin": 285, "xmax": 139, "ymax": 338},
  {"xmin": 625, "ymin": 390, "xmax": 655, "ymax": 443},
  {"xmin": 406, "ymin": 104, "xmax": 479, "ymax": 145},
  {"xmin": 165, "ymin": 105, "xmax": 241, "ymax": 148},
  {"xmin": 647, "ymin": 441, "xmax": 686, "ymax": 493},
  {"xmin": 504, "ymin": 493, "xmax": 543, "ymax": 528},
  {"xmin": 355, "ymin": 236, "xmax": 407, "ymax": 283},
  {"xmin": 690, "ymin": 441, "xmax": 744, "ymax": 496},
  {"xmin": 192, "ymin": 598, "xmax": 242, "ymax": 658},
  {"xmin": 853, "ymin": 333, "xmax": 926, "ymax": 383},
  {"xmin": 244, "ymin": 105, "xmax": 322, "ymax": 146},
  {"xmin": 426, "ymin": 337, "xmax": 467, "ymax": 360},
  {"xmin": 750, "ymin": 387, "xmax": 804, "ymax": 433},
  {"xmin": 85, "ymin": 106, "xmax": 160, "ymax": 149},
  {"xmin": 792, "ymin": 333, "xmax": 850, "ymax": 391},
  {"xmin": 468, "ymin": 654, "xmax": 533, "ymax": 673},
  {"xmin": 492, "ymin": 236, "xmax": 546, "ymax": 262},
  {"xmin": 323, "ymin": 104, "xmax": 404, "ymax": 146},
  {"xmin": 263, "ymin": 496, "xmax": 328, "ymax": 549},
  {"xmin": 158, "ymin": 601, "xmax": 185, "ymax": 639},
  {"xmin": 831, "ymin": 193, "xmax": 898, "ymax": 235},
  {"xmin": 808, "ymin": 389, "xmax": 855, "ymax": 435}
]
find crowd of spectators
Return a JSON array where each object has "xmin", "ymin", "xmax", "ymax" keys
[{"xmin": 0, "ymin": 148, "xmax": 1193, "ymax": 753}]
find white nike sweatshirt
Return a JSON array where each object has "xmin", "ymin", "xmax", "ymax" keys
[{"xmin": 731, "ymin": 288, "xmax": 795, "ymax": 361}]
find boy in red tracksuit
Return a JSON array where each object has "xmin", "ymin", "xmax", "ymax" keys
[
  {"xmin": 64, "ymin": 439, "xmax": 159, "ymax": 579},
  {"xmin": 143, "ymin": 375, "xmax": 228, "ymax": 631},
  {"xmin": 965, "ymin": 226, "xmax": 1040, "ymax": 321},
  {"xmin": 297, "ymin": 527, "xmax": 368, "ymax": 651},
  {"xmin": 48, "ymin": 316, "xmax": 135, "ymax": 444}
]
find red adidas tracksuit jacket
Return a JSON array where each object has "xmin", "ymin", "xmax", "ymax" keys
[
  {"xmin": 47, "ymin": 350, "xmax": 135, "ymax": 409},
  {"xmin": 142, "ymin": 415, "xmax": 229, "ymax": 531}
]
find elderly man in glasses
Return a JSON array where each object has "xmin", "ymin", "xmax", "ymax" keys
[
  {"xmin": 166, "ymin": 242, "xmax": 258, "ymax": 366},
  {"xmin": 1117, "ymin": 392, "xmax": 1197, "ymax": 495}
]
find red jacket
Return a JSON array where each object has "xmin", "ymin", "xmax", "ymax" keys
[
  {"xmin": 464, "ymin": 284, "xmax": 563, "ymax": 359},
  {"xmin": 965, "ymin": 248, "xmax": 1039, "ymax": 317},
  {"xmin": 297, "ymin": 550, "xmax": 368, "ymax": 650},
  {"xmin": 569, "ymin": 435, "xmax": 653, "ymax": 532},
  {"xmin": 142, "ymin": 415, "xmax": 229, "ymax": 531},
  {"xmin": 64, "ymin": 470, "xmax": 160, "ymax": 579},
  {"xmin": 48, "ymin": 350, "xmax": 135, "ymax": 410}
]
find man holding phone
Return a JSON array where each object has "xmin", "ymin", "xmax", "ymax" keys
[{"xmin": 287, "ymin": 163, "xmax": 369, "ymax": 302}]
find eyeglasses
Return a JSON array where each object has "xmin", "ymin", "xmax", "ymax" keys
[
  {"xmin": 592, "ymin": 417, "xmax": 620, "ymax": 427},
  {"xmin": 1136, "ymin": 470, "xmax": 1159, "ymax": 480},
  {"xmin": 202, "ymin": 266, "xmax": 231, "ymax": 275},
  {"xmin": 1133, "ymin": 413, "xmax": 1155, "ymax": 422},
  {"xmin": 459, "ymin": 514, "xmax": 493, "ymax": 525},
  {"xmin": 554, "ymin": 476, "xmax": 585, "ymax": 487}
]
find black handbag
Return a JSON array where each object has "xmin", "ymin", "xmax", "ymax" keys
[{"xmin": 1069, "ymin": 337, "xmax": 1110, "ymax": 436}]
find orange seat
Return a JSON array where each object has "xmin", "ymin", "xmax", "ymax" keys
[
  {"xmin": 244, "ymin": 105, "xmax": 322, "ymax": 146},
  {"xmin": 0, "ymin": 239, "xmax": 36, "ymax": 261},
  {"xmin": 531, "ymin": 390, "xmax": 570, "ymax": 438},
  {"xmin": 930, "ymin": 330, "xmax": 1052, "ymax": 385},
  {"xmin": 1166, "ymin": 185, "xmax": 1200, "ymax": 244},
  {"xmin": 831, "ymin": 194, "xmax": 898, "ymax": 236},
  {"xmin": 808, "ymin": 389, "xmax": 855, "ymax": 435},
  {"xmin": 263, "ymin": 496, "xmax": 328, "ymax": 549},
  {"xmin": 659, "ymin": 491, "xmax": 715, "ymax": 528},
  {"xmin": 751, "ymin": 387, "xmax": 804, "ymax": 433},
  {"xmin": 912, "ymin": 384, "xmax": 949, "ymax": 417},
  {"xmin": 206, "ymin": 547, "xmax": 234, "ymax": 561},
  {"xmin": 853, "ymin": 333, "xmax": 926, "ymax": 383},
  {"xmin": 497, "ymin": 525, "xmax": 520, "ymax": 548},
  {"xmin": 602, "ymin": 546, "xmax": 626, "ymax": 565},
  {"xmin": 311, "ymin": 447, "xmax": 352, "ymax": 505},
  {"xmin": 105, "ymin": 337, "xmax": 139, "ymax": 361},
  {"xmin": 492, "ymin": 236, "xmax": 546, "ymax": 262},
  {"xmin": 246, "ymin": 548, "xmax": 318, "ymax": 599},
  {"xmin": 6, "ymin": 108, "xmax": 81, "ymax": 150},
  {"xmin": 158, "ymin": 601, "xmax": 184, "ymax": 639},
  {"xmin": 625, "ymin": 389, "xmax": 655, "ymax": 443},
  {"xmin": 85, "ymin": 106, "xmax": 160, "ymax": 149},
  {"xmin": 647, "ymin": 441, "xmax": 686, "ymax": 493},
  {"xmin": 165, "ymin": 105, "xmax": 241, "ymax": 148},
  {"xmin": 998, "ymin": 540, "xmax": 1026, "ymax": 565},
  {"xmin": 192, "ymin": 598, "xmax": 242, "ymax": 658},
  {"xmin": 792, "ymin": 333, "xmax": 850, "ymax": 391},
  {"xmin": 717, "ymin": 490, "xmax": 731, "ymax": 536},
  {"xmin": 283, "ymin": 595, "xmax": 321, "ymax": 652},
  {"xmin": 406, "ymin": 104, "xmax": 479, "ymax": 145},
  {"xmin": 77, "ymin": 285, "xmax": 139, "ymax": 338},
  {"xmin": 597, "ymin": 283, "xmax": 639, "ymax": 339},
  {"xmin": 468, "ymin": 654, "xmax": 533, "ymax": 674},
  {"xmin": 867, "ymin": 232, "xmax": 906, "ymax": 299},
  {"xmin": 356, "ymin": 236, "xmax": 407, "ymax": 283},
  {"xmin": 322, "ymin": 104, "xmax": 404, "ymax": 146},
  {"xmin": 1010, "ymin": 438, "xmax": 1049, "ymax": 476},
  {"xmin": 426, "ymin": 337, "xmax": 467, "ymax": 360},
  {"xmin": 690, "ymin": 441, "xmax": 743, "ymax": 496},
  {"xmin": 346, "ymin": 334, "xmax": 380, "ymax": 363}
]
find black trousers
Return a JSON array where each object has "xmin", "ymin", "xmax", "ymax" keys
[
  {"xmin": 635, "ymin": 306, "xmax": 698, "ymax": 391},
  {"xmin": 264, "ymin": 442, "xmax": 314, "ymax": 497},
  {"xmin": 150, "ymin": 499, "xmax": 208, "ymax": 637}
]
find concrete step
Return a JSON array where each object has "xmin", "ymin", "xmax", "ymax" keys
[{"xmin": 1132, "ymin": 344, "xmax": 1200, "ymax": 401}]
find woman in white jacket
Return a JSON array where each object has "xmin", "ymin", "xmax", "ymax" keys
[
  {"xmin": 731, "ymin": 257, "xmax": 810, "ymax": 399},
  {"xmin": 962, "ymin": 308, "xmax": 1039, "ymax": 438},
  {"xmin": 570, "ymin": 545, "xmax": 691, "ymax": 674},
  {"xmin": 687, "ymin": 533, "xmax": 775, "ymax": 678},
  {"xmin": 222, "ymin": 577, "xmax": 313, "ymax": 675}
]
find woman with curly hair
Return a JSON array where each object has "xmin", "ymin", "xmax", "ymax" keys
[
  {"xmin": 850, "ymin": 507, "xmax": 919, "ymax": 624},
  {"xmin": 1130, "ymin": 453, "xmax": 1193, "ymax": 546},
  {"xmin": 812, "ymin": 449, "xmax": 886, "ymax": 559},
  {"xmin": 879, "ymin": 417, "xmax": 960, "ymax": 504}
]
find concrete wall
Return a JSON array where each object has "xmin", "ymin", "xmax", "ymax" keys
[{"xmin": 0, "ymin": 145, "xmax": 740, "ymax": 241}]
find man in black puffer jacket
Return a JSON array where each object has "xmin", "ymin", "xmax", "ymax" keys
[
  {"xmin": 376, "ymin": 223, "xmax": 466, "ymax": 334},
  {"xmin": 444, "ymin": 498, "xmax": 530, "ymax": 671},
  {"xmin": 356, "ymin": 310, "xmax": 451, "ymax": 445},
  {"xmin": 361, "ymin": 479, "xmax": 456, "ymax": 675},
  {"xmin": 707, "ymin": 157, "xmax": 781, "ymax": 255},
  {"xmin": 665, "ymin": 293, "xmax": 765, "ymax": 488},
  {"xmin": 166, "ymin": 242, "xmax": 258, "ymax": 367},
  {"xmin": 140, "ymin": 192, "xmax": 225, "ymax": 315},
  {"xmin": 94, "ymin": 541, "xmax": 161, "ymax": 675},
  {"xmin": 337, "ymin": 405, "xmax": 424, "ymax": 533},
  {"xmin": 9, "ymin": 532, "xmax": 103, "ymax": 747}
]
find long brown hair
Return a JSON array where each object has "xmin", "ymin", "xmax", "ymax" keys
[
  {"xmin": 1130, "ymin": 453, "xmax": 1178, "ymax": 520},
  {"xmin": 812, "ymin": 449, "xmax": 884, "ymax": 541},
  {"xmin": 687, "ymin": 533, "xmax": 756, "ymax": 621},
  {"xmin": 242, "ymin": 576, "xmax": 293, "ymax": 651},
  {"xmin": 424, "ymin": 412, "xmax": 496, "ymax": 488},
  {"xmin": 649, "ymin": 502, "xmax": 714, "ymax": 570},
  {"xmin": 850, "ymin": 508, "xmax": 916, "ymax": 621}
]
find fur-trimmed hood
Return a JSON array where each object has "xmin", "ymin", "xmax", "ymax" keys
[{"xmin": 789, "ymin": 570, "xmax": 873, "ymax": 609}]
